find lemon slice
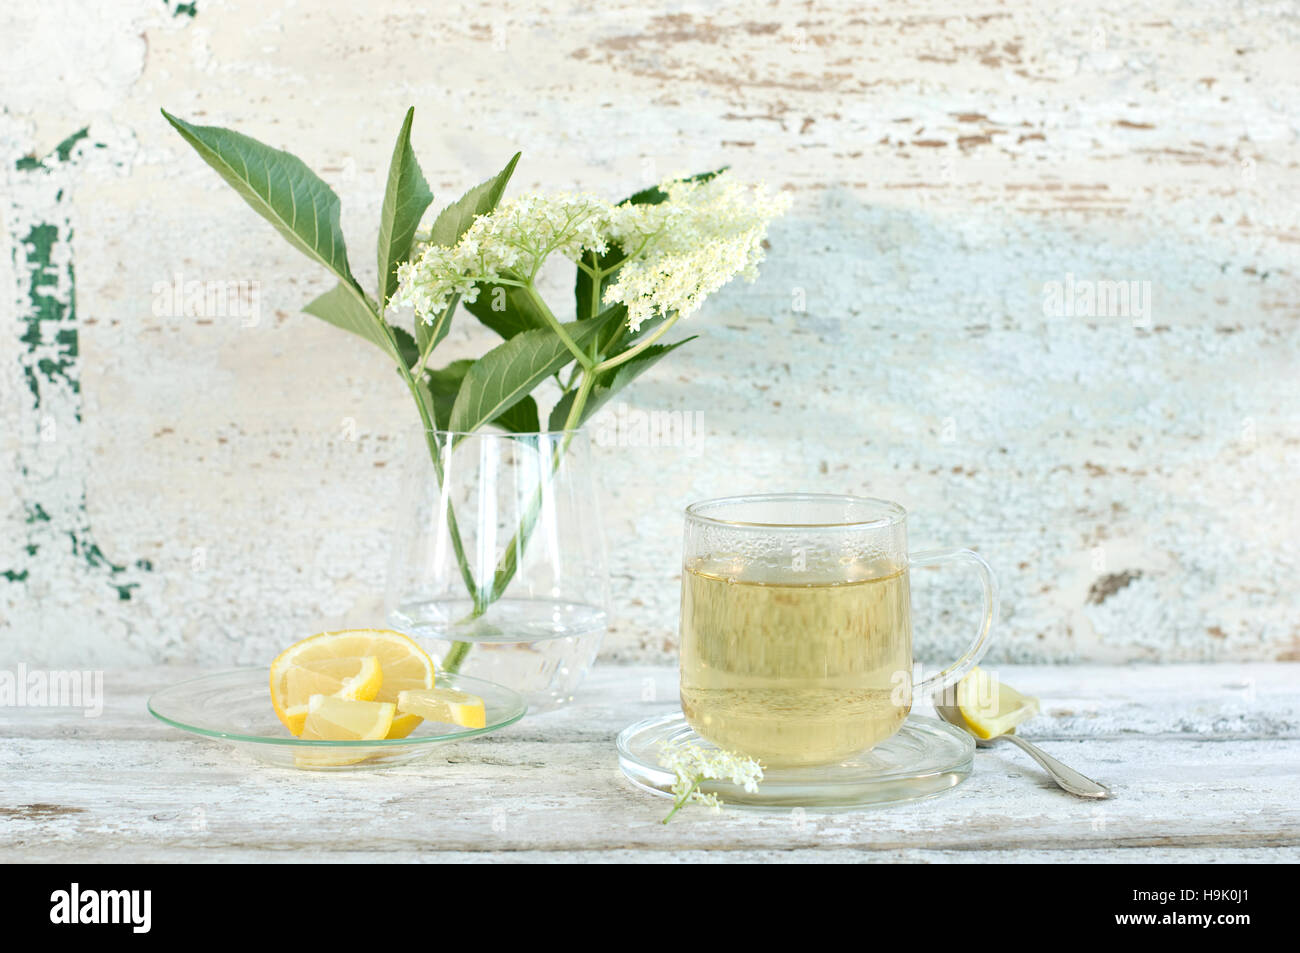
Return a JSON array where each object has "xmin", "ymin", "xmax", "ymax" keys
[
  {"xmin": 270, "ymin": 629, "xmax": 435, "ymax": 738},
  {"xmin": 295, "ymin": 695, "xmax": 396, "ymax": 768},
  {"xmin": 398, "ymin": 688, "xmax": 487, "ymax": 730},
  {"xmin": 300, "ymin": 695, "xmax": 396, "ymax": 741},
  {"xmin": 956, "ymin": 666, "xmax": 1040, "ymax": 739},
  {"xmin": 271, "ymin": 656, "xmax": 383, "ymax": 736}
]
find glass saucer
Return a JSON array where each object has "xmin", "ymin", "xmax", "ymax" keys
[
  {"xmin": 617, "ymin": 711, "xmax": 973, "ymax": 811},
  {"xmin": 149, "ymin": 668, "xmax": 526, "ymax": 771}
]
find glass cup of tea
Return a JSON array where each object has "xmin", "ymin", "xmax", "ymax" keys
[{"xmin": 679, "ymin": 493, "xmax": 996, "ymax": 767}]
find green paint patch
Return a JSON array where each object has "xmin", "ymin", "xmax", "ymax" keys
[
  {"xmin": 55, "ymin": 129, "xmax": 89, "ymax": 162},
  {"xmin": 69, "ymin": 530, "xmax": 126, "ymax": 574},
  {"xmin": 166, "ymin": 0, "xmax": 198, "ymax": 17},
  {"xmin": 6, "ymin": 127, "xmax": 154, "ymax": 601},
  {"xmin": 15, "ymin": 128, "xmax": 89, "ymax": 173},
  {"xmin": 18, "ymin": 222, "xmax": 79, "ymax": 404}
]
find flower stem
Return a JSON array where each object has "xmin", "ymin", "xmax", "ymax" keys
[
  {"xmin": 440, "ymin": 306, "xmax": 622, "ymax": 670},
  {"xmin": 413, "ymin": 296, "xmax": 457, "ymax": 377},
  {"xmin": 526, "ymin": 282, "xmax": 594, "ymax": 370},
  {"xmin": 383, "ymin": 284, "xmax": 600, "ymax": 678},
  {"xmin": 587, "ymin": 264, "xmax": 604, "ymax": 321},
  {"xmin": 661, "ymin": 777, "xmax": 701, "ymax": 824},
  {"xmin": 563, "ymin": 369, "xmax": 597, "ymax": 431},
  {"xmin": 369, "ymin": 304, "xmax": 479, "ymax": 672},
  {"xmin": 593, "ymin": 311, "xmax": 681, "ymax": 373},
  {"xmin": 439, "ymin": 383, "xmax": 592, "ymax": 673},
  {"xmin": 440, "ymin": 638, "xmax": 473, "ymax": 673}
]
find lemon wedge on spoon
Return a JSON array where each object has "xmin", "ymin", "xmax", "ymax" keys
[{"xmin": 956, "ymin": 666, "xmax": 1040, "ymax": 739}]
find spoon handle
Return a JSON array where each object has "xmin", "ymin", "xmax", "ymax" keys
[{"xmin": 1002, "ymin": 734, "xmax": 1112, "ymax": 799}]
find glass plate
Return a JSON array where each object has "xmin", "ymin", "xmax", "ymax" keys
[
  {"xmin": 149, "ymin": 668, "xmax": 526, "ymax": 770},
  {"xmin": 617, "ymin": 711, "xmax": 973, "ymax": 811}
]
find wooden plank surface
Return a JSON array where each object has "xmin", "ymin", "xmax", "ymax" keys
[{"xmin": 2, "ymin": 663, "xmax": 1297, "ymax": 863}]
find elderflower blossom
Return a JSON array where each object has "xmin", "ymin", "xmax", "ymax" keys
[
  {"xmin": 397, "ymin": 192, "xmax": 611, "ymax": 320},
  {"xmin": 604, "ymin": 175, "xmax": 791, "ymax": 330},
  {"xmin": 658, "ymin": 741, "xmax": 764, "ymax": 821},
  {"xmin": 397, "ymin": 171, "xmax": 789, "ymax": 331}
]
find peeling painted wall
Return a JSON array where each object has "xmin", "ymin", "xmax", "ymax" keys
[{"xmin": 2, "ymin": 0, "xmax": 1297, "ymax": 667}]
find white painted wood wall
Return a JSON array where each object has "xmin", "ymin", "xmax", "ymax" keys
[{"xmin": 2, "ymin": 1, "xmax": 1297, "ymax": 667}]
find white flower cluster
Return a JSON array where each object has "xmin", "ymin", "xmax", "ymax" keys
[
  {"xmin": 604, "ymin": 176, "xmax": 791, "ymax": 330},
  {"xmin": 658, "ymin": 741, "xmax": 764, "ymax": 814},
  {"xmin": 397, "ymin": 192, "xmax": 611, "ymax": 319},
  {"xmin": 396, "ymin": 173, "xmax": 790, "ymax": 331}
]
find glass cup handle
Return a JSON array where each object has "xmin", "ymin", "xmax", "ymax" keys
[{"xmin": 908, "ymin": 548, "xmax": 998, "ymax": 700}]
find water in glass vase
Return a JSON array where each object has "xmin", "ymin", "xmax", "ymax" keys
[
  {"xmin": 679, "ymin": 555, "xmax": 912, "ymax": 767},
  {"xmin": 392, "ymin": 598, "xmax": 606, "ymax": 713}
]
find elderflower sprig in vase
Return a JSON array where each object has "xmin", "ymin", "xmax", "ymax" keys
[
  {"xmin": 163, "ymin": 105, "xmax": 788, "ymax": 700},
  {"xmin": 659, "ymin": 742, "xmax": 765, "ymax": 823}
]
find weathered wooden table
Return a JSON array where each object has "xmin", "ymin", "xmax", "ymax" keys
[{"xmin": 3, "ymin": 663, "xmax": 1296, "ymax": 862}]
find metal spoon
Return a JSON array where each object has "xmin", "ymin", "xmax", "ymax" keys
[{"xmin": 932, "ymin": 697, "xmax": 1112, "ymax": 799}]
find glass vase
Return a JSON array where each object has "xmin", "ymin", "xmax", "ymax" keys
[{"xmin": 385, "ymin": 430, "xmax": 609, "ymax": 712}]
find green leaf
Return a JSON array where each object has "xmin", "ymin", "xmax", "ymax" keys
[
  {"xmin": 593, "ymin": 303, "xmax": 634, "ymax": 355},
  {"xmin": 493, "ymin": 396, "xmax": 540, "ymax": 433},
  {"xmin": 424, "ymin": 361, "xmax": 539, "ymax": 433},
  {"xmin": 548, "ymin": 336, "xmax": 696, "ymax": 431},
  {"xmin": 449, "ymin": 309, "xmax": 623, "ymax": 433},
  {"xmin": 389, "ymin": 326, "xmax": 420, "ymax": 370},
  {"xmin": 463, "ymin": 283, "xmax": 548, "ymax": 340},
  {"xmin": 303, "ymin": 283, "xmax": 396, "ymax": 358},
  {"xmin": 377, "ymin": 107, "xmax": 433, "ymax": 306},
  {"xmin": 575, "ymin": 167, "xmax": 727, "ymax": 322},
  {"xmin": 161, "ymin": 109, "xmax": 359, "ymax": 292},
  {"xmin": 428, "ymin": 152, "xmax": 520, "ymax": 247},
  {"xmin": 423, "ymin": 359, "xmax": 474, "ymax": 430}
]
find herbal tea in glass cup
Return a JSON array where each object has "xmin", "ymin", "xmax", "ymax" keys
[{"xmin": 679, "ymin": 494, "xmax": 996, "ymax": 768}]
